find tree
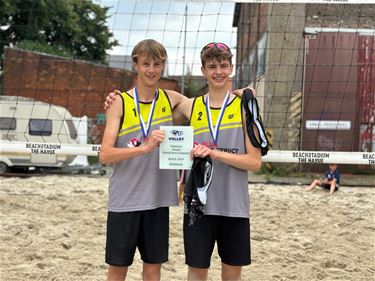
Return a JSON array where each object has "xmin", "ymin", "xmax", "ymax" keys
[
  {"xmin": 183, "ymin": 66, "xmax": 203, "ymax": 98},
  {"xmin": 0, "ymin": 0, "xmax": 118, "ymax": 64}
]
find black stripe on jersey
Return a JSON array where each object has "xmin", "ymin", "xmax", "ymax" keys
[
  {"xmin": 162, "ymin": 89, "xmax": 173, "ymax": 111},
  {"xmin": 241, "ymin": 100, "xmax": 247, "ymax": 153},
  {"xmin": 201, "ymin": 94, "xmax": 239, "ymax": 109},
  {"xmin": 189, "ymin": 97, "xmax": 198, "ymax": 125},
  {"xmin": 124, "ymin": 89, "xmax": 160, "ymax": 104},
  {"xmin": 119, "ymin": 93, "xmax": 125, "ymax": 133}
]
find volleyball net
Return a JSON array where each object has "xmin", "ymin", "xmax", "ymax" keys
[{"xmin": 0, "ymin": 1, "xmax": 374, "ymax": 168}]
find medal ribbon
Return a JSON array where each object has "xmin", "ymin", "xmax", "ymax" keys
[
  {"xmin": 205, "ymin": 92, "xmax": 230, "ymax": 145},
  {"xmin": 133, "ymin": 87, "xmax": 159, "ymax": 138}
]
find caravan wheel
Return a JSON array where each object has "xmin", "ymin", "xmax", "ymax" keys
[{"xmin": 0, "ymin": 162, "xmax": 9, "ymax": 174}]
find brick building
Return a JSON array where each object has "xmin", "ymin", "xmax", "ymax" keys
[
  {"xmin": 2, "ymin": 47, "xmax": 179, "ymax": 143},
  {"xmin": 233, "ymin": 3, "xmax": 375, "ymax": 172}
]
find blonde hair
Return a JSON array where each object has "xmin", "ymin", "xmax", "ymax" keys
[{"xmin": 131, "ymin": 39, "xmax": 167, "ymax": 63}]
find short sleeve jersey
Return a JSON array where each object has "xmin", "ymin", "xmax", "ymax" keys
[{"xmin": 325, "ymin": 170, "xmax": 340, "ymax": 185}]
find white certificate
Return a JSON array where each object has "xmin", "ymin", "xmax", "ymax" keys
[{"xmin": 159, "ymin": 126, "xmax": 194, "ymax": 170}]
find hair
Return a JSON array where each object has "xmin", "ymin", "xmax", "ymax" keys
[
  {"xmin": 200, "ymin": 46, "xmax": 233, "ymax": 67},
  {"xmin": 329, "ymin": 164, "xmax": 338, "ymax": 170},
  {"xmin": 131, "ymin": 39, "xmax": 168, "ymax": 64}
]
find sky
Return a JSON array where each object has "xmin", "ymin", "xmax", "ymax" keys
[{"xmin": 95, "ymin": 1, "xmax": 237, "ymax": 76}]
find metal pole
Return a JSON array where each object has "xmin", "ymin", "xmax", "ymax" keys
[{"xmin": 181, "ymin": 5, "xmax": 187, "ymax": 96}]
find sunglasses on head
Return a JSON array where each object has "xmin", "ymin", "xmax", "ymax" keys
[{"xmin": 201, "ymin": 42, "xmax": 231, "ymax": 54}]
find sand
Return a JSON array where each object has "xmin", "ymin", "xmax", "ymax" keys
[{"xmin": 0, "ymin": 175, "xmax": 374, "ymax": 281}]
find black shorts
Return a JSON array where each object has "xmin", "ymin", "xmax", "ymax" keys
[
  {"xmin": 183, "ymin": 214, "xmax": 251, "ymax": 268},
  {"xmin": 105, "ymin": 207, "xmax": 169, "ymax": 267},
  {"xmin": 322, "ymin": 183, "xmax": 339, "ymax": 191}
]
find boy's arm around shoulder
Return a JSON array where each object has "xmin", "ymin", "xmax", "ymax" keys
[
  {"xmin": 99, "ymin": 95, "xmax": 149, "ymax": 164},
  {"xmin": 165, "ymin": 90, "xmax": 188, "ymax": 110},
  {"xmin": 165, "ymin": 90, "xmax": 193, "ymax": 125}
]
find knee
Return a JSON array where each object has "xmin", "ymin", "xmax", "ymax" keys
[
  {"xmin": 188, "ymin": 266, "xmax": 208, "ymax": 281},
  {"xmin": 107, "ymin": 266, "xmax": 127, "ymax": 281},
  {"xmin": 222, "ymin": 263, "xmax": 242, "ymax": 281},
  {"xmin": 143, "ymin": 263, "xmax": 161, "ymax": 281}
]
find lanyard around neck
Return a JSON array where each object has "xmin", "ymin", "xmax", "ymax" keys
[
  {"xmin": 133, "ymin": 87, "xmax": 159, "ymax": 138},
  {"xmin": 205, "ymin": 92, "xmax": 230, "ymax": 145}
]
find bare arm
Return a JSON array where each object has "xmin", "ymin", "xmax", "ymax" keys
[
  {"xmin": 172, "ymin": 97, "xmax": 194, "ymax": 125},
  {"xmin": 165, "ymin": 90, "xmax": 188, "ymax": 109},
  {"xmin": 99, "ymin": 95, "xmax": 164, "ymax": 164},
  {"xmin": 165, "ymin": 90, "xmax": 193, "ymax": 125}
]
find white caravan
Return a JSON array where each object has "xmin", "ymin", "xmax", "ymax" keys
[{"xmin": 0, "ymin": 96, "xmax": 79, "ymax": 173}]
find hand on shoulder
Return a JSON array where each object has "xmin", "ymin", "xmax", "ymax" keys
[
  {"xmin": 232, "ymin": 87, "xmax": 256, "ymax": 97},
  {"xmin": 104, "ymin": 90, "xmax": 121, "ymax": 110}
]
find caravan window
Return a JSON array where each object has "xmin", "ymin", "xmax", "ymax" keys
[
  {"xmin": 29, "ymin": 119, "xmax": 52, "ymax": 136},
  {"xmin": 0, "ymin": 117, "xmax": 16, "ymax": 130}
]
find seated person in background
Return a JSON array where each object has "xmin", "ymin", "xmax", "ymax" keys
[{"xmin": 306, "ymin": 164, "xmax": 341, "ymax": 195}]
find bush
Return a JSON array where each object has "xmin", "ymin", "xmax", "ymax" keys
[{"xmin": 16, "ymin": 40, "xmax": 73, "ymax": 59}]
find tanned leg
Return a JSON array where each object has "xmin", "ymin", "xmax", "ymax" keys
[
  {"xmin": 221, "ymin": 263, "xmax": 242, "ymax": 281},
  {"xmin": 107, "ymin": 266, "xmax": 128, "ymax": 281},
  {"xmin": 142, "ymin": 263, "xmax": 161, "ymax": 281},
  {"xmin": 187, "ymin": 266, "xmax": 209, "ymax": 281},
  {"xmin": 306, "ymin": 179, "xmax": 321, "ymax": 192}
]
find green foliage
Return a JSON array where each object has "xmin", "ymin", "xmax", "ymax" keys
[
  {"xmin": 16, "ymin": 40, "xmax": 73, "ymax": 59},
  {"xmin": 257, "ymin": 164, "xmax": 287, "ymax": 178},
  {"xmin": 0, "ymin": 0, "xmax": 118, "ymax": 64},
  {"xmin": 183, "ymin": 66, "xmax": 206, "ymax": 98},
  {"xmin": 87, "ymin": 155, "xmax": 99, "ymax": 165},
  {"xmin": 258, "ymin": 162, "xmax": 302, "ymax": 178}
]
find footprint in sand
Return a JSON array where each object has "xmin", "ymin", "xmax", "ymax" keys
[{"xmin": 321, "ymin": 260, "xmax": 347, "ymax": 269}]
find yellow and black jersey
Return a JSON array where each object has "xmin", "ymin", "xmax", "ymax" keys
[
  {"xmin": 118, "ymin": 89, "xmax": 172, "ymax": 138},
  {"xmin": 188, "ymin": 95, "xmax": 249, "ymax": 218},
  {"xmin": 108, "ymin": 88, "xmax": 178, "ymax": 213}
]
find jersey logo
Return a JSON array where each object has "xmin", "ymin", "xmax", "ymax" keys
[
  {"xmin": 228, "ymin": 114, "xmax": 234, "ymax": 119},
  {"xmin": 162, "ymin": 107, "xmax": 166, "ymax": 112}
]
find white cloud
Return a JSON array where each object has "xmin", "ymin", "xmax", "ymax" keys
[{"xmin": 102, "ymin": 1, "xmax": 237, "ymax": 75}]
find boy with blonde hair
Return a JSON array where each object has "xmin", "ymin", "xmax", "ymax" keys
[{"xmin": 100, "ymin": 39, "xmax": 187, "ymax": 281}]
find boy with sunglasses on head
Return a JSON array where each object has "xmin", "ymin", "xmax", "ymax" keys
[
  {"xmin": 100, "ymin": 39, "xmax": 190, "ymax": 281},
  {"xmin": 174, "ymin": 42, "xmax": 262, "ymax": 281},
  {"xmin": 104, "ymin": 41, "xmax": 261, "ymax": 281}
]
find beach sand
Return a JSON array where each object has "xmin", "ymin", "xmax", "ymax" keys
[{"xmin": 0, "ymin": 175, "xmax": 374, "ymax": 281}]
